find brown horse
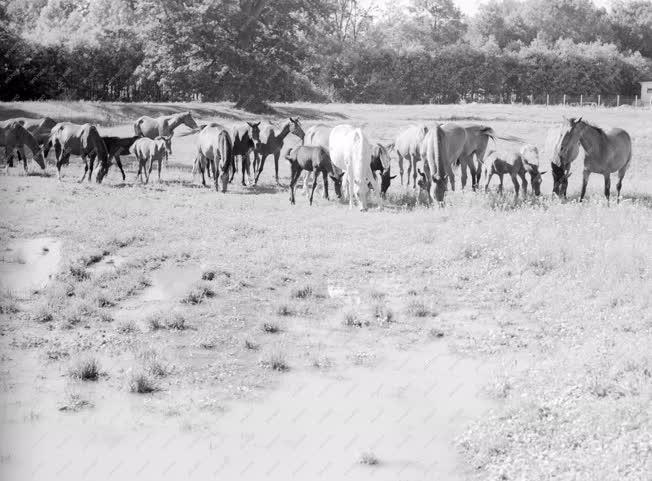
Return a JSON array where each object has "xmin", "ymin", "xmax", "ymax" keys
[
  {"xmin": 370, "ymin": 143, "xmax": 396, "ymax": 197},
  {"xmin": 0, "ymin": 121, "xmax": 46, "ymax": 172},
  {"xmin": 285, "ymin": 146, "xmax": 343, "ymax": 205},
  {"xmin": 231, "ymin": 122, "xmax": 260, "ymax": 186},
  {"xmin": 134, "ymin": 112, "xmax": 198, "ymax": 147},
  {"xmin": 50, "ymin": 122, "xmax": 110, "ymax": 182},
  {"xmin": 95, "ymin": 136, "xmax": 140, "ymax": 183},
  {"xmin": 555, "ymin": 117, "xmax": 632, "ymax": 202},
  {"xmin": 12, "ymin": 117, "xmax": 57, "ymax": 158},
  {"xmin": 457, "ymin": 125, "xmax": 495, "ymax": 190},
  {"xmin": 484, "ymin": 145, "xmax": 546, "ymax": 197},
  {"xmin": 301, "ymin": 124, "xmax": 332, "ymax": 194},
  {"xmin": 253, "ymin": 118, "xmax": 304, "ymax": 185},
  {"xmin": 418, "ymin": 123, "xmax": 467, "ymax": 205}
]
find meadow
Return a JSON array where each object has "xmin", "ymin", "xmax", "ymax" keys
[{"xmin": 0, "ymin": 101, "xmax": 650, "ymax": 481}]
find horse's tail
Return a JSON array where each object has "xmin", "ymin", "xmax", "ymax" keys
[
  {"xmin": 352, "ymin": 128, "xmax": 366, "ymax": 178},
  {"xmin": 134, "ymin": 118, "xmax": 144, "ymax": 137},
  {"xmin": 219, "ymin": 130, "xmax": 234, "ymax": 173},
  {"xmin": 432, "ymin": 124, "xmax": 442, "ymax": 181}
]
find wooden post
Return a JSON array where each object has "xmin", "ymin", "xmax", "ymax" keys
[
  {"xmin": 617, "ymin": 95, "xmax": 620, "ymax": 107},
  {"xmin": 580, "ymin": 94, "xmax": 583, "ymax": 107},
  {"xmin": 546, "ymin": 93, "xmax": 549, "ymax": 106},
  {"xmin": 563, "ymin": 94, "xmax": 566, "ymax": 106}
]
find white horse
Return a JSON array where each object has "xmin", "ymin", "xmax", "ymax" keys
[{"xmin": 329, "ymin": 124, "xmax": 382, "ymax": 211}]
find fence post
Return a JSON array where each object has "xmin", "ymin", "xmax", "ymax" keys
[
  {"xmin": 546, "ymin": 93, "xmax": 549, "ymax": 106},
  {"xmin": 617, "ymin": 95, "xmax": 620, "ymax": 107},
  {"xmin": 563, "ymin": 94, "xmax": 566, "ymax": 106},
  {"xmin": 598, "ymin": 94, "xmax": 601, "ymax": 107},
  {"xmin": 580, "ymin": 94, "xmax": 583, "ymax": 107}
]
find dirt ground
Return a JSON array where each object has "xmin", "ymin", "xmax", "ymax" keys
[{"xmin": 0, "ymin": 102, "xmax": 650, "ymax": 481}]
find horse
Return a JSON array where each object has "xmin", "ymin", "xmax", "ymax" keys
[
  {"xmin": 12, "ymin": 117, "xmax": 57, "ymax": 158},
  {"xmin": 457, "ymin": 125, "xmax": 495, "ymax": 190},
  {"xmin": 94, "ymin": 136, "xmax": 140, "ymax": 183},
  {"xmin": 193, "ymin": 125, "xmax": 234, "ymax": 193},
  {"xmin": 0, "ymin": 121, "xmax": 46, "ymax": 172},
  {"xmin": 483, "ymin": 144, "xmax": 546, "ymax": 197},
  {"xmin": 555, "ymin": 117, "xmax": 632, "ymax": 202},
  {"xmin": 418, "ymin": 123, "xmax": 467, "ymax": 205},
  {"xmin": 285, "ymin": 146, "xmax": 343, "ymax": 205},
  {"xmin": 134, "ymin": 111, "xmax": 198, "ymax": 147},
  {"xmin": 545, "ymin": 124, "xmax": 576, "ymax": 197},
  {"xmin": 370, "ymin": 143, "xmax": 396, "ymax": 197},
  {"xmin": 329, "ymin": 124, "xmax": 382, "ymax": 211},
  {"xmin": 391, "ymin": 124, "xmax": 428, "ymax": 188},
  {"xmin": 253, "ymin": 117, "xmax": 304, "ymax": 185},
  {"xmin": 301, "ymin": 124, "xmax": 332, "ymax": 193},
  {"xmin": 231, "ymin": 122, "xmax": 260, "ymax": 186},
  {"xmin": 50, "ymin": 122, "xmax": 109, "ymax": 182},
  {"xmin": 130, "ymin": 137, "xmax": 169, "ymax": 184}
]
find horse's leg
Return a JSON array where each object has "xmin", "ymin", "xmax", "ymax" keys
[
  {"xmin": 54, "ymin": 142, "xmax": 64, "ymax": 181},
  {"xmin": 580, "ymin": 169, "xmax": 590, "ymax": 202},
  {"xmin": 17, "ymin": 147, "xmax": 28, "ymax": 173},
  {"xmin": 460, "ymin": 156, "xmax": 468, "ymax": 190},
  {"xmin": 397, "ymin": 153, "xmax": 405, "ymax": 185},
  {"xmin": 289, "ymin": 165, "xmax": 300, "ymax": 205},
  {"xmin": 322, "ymin": 171, "xmax": 330, "ymax": 200},
  {"xmin": 449, "ymin": 170, "xmax": 456, "ymax": 192},
  {"xmin": 115, "ymin": 155, "xmax": 126, "ymax": 181},
  {"xmin": 519, "ymin": 172, "xmax": 528, "ymax": 196},
  {"xmin": 146, "ymin": 156, "xmax": 155, "ymax": 184},
  {"xmin": 411, "ymin": 155, "xmax": 418, "ymax": 189},
  {"xmin": 498, "ymin": 173, "xmax": 504, "ymax": 194},
  {"xmin": 616, "ymin": 170, "xmax": 625, "ymax": 203},
  {"xmin": 484, "ymin": 169, "xmax": 493, "ymax": 193},
  {"xmin": 79, "ymin": 155, "xmax": 88, "ymax": 183},
  {"xmin": 510, "ymin": 172, "xmax": 520, "ymax": 199},
  {"xmin": 274, "ymin": 152, "xmax": 280, "ymax": 185},
  {"xmin": 468, "ymin": 156, "xmax": 478, "ymax": 192},
  {"xmin": 603, "ymin": 174, "xmax": 611, "ymax": 202},
  {"xmin": 88, "ymin": 153, "xmax": 96, "ymax": 182},
  {"xmin": 254, "ymin": 153, "xmax": 266, "ymax": 185},
  {"xmin": 241, "ymin": 155, "xmax": 247, "ymax": 186},
  {"xmin": 310, "ymin": 169, "xmax": 320, "ymax": 206},
  {"xmin": 348, "ymin": 173, "xmax": 355, "ymax": 209},
  {"xmin": 157, "ymin": 157, "xmax": 162, "ymax": 182}
]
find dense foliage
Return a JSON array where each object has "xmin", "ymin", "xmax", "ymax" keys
[{"xmin": 1, "ymin": 0, "xmax": 651, "ymax": 105}]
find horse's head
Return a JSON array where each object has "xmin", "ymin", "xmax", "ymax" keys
[
  {"xmin": 557, "ymin": 117, "xmax": 584, "ymax": 164},
  {"xmin": 157, "ymin": 135, "xmax": 172, "ymax": 155},
  {"xmin": 246, "ymin": 122, "xmax": 261, "ymax": 149},
  {"xmin": 288, "ymin": 117, "xmax": 305, "ymax": 140},
  {"xmin": 329, "ymin": 167, "xmax": 345, "ymax": 199},
  {"xmin": 418, "ymin": 169, "xmax": 447, "ymax": 204},
  {"xmin": 181, "ymin": 112, "xmax": 199, "ymax": 130},
  {"xmin": 523, "ymin": 163, "xmax": 546, "ymax": 196},
  {"xmin": 551, "ymin": 162, "xmax": 571, "ymax": 197}
]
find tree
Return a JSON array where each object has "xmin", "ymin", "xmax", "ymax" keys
[{"xmin": 608, "ymin": 0, "xmax": 652, "ymax": 58}]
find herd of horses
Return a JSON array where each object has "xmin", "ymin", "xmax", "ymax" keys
[{"xmin": 0, "ymin": 111, "xmax": 633, "ymax": 208}]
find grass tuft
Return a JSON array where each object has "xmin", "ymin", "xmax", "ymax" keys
[
  {"xmin": 116, "ymin": 320, "xmax": 140, "ymax": 334},
  {"xmin": 261, "ymin": 350, "xmax": 289, "ymax": 372},
  {"xmin": 405, "ymin": 299, "xmax": 431, "ymax": 317},
  {"xmin": 261, "ymin": 321, "xmax": 282, "ymax": 334},
  {"xmin": 181, "ymin": 282, "xmax": 216, "ymax": 304},
  {"xmin": 275, "ymin": 304, "xmax": 295, "ymax": 316},
  {"xmin": 69, "ymin": 358, "xmax": 101, "ymax": 381},
  {"xmin": 32, "ymin": 305, "xmax": 53, "ymax": 323},
  {"xmin": 244, "ymin": 339, "xmax": 260, "ymax": 350},
  {"xmin": 129, "ymin": 372, "xmax": 158, "ymax": 394},
  {"xmin": 291, "ymin": 285, "xmax": 313, "ymax": 299},
  {"xmin": 343, "ymin": 311, "xmax": 369, "ymax": 328},
  {"xmin": 359, "ymin": 452, "xmax": 380, "ymax": 465}
]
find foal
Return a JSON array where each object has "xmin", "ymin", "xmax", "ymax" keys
[
  {"xmin": 130, "ymin": 137, "xmax": 170, "ymax": 184},
  {"xmin": 285, "ymin": 146, "xmax": 343, "ymax": 205},
  {"xmin": 484, "ymin": 144, "xmax": 546, "ymax": 197}
]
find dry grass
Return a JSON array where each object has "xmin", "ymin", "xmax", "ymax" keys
[
  {"xmin": 1, "ymin": 102, "xmax": 650, "ymax": 479},
  {"xmin": 129, "ymin": 372, "xmax": 158, "ymax": 393},
  {"xmin": 69, "ymin": 358, "xmax": 101, "ymax": 381}
]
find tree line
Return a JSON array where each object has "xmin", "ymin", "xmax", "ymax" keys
[{"xmin": 1, "ymin": 0, "xmax": 651, "ymax": 107}]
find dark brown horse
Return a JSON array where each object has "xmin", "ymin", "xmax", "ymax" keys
[
  {"xmin": 230, "ymin": 122, "xmax": 260, "ymax": 186},
  {"xmin": 0, "ymin": 121, "xmax": 46, "ymax": 172},
  {"xmin": 95, "ymin": 136, "xmax": 140, "ymax": 183},
  {"xmin": 370, "ymin": 144, "xmax": 396, "ymax": 197},
  {"xmin": 253, "ymin": 118, "xmax": 304, "ymax": 185},
  {"xmin": 285, "ymin": 146, "xmax": 343, "ymax": 205}
]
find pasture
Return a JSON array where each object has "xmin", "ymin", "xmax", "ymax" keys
[{"xmin": 0, "ymin": 101, "xmax": 650, "ymax": 481}]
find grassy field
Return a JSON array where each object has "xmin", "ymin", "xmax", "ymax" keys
[{"xmin": 0, "ymin": 101, "xmax": 650, "ymax": 481}]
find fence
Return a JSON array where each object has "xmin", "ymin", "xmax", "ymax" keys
[{"xmin": 522, "ymin": 94, "xmax": 649, "ymax": 108}]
